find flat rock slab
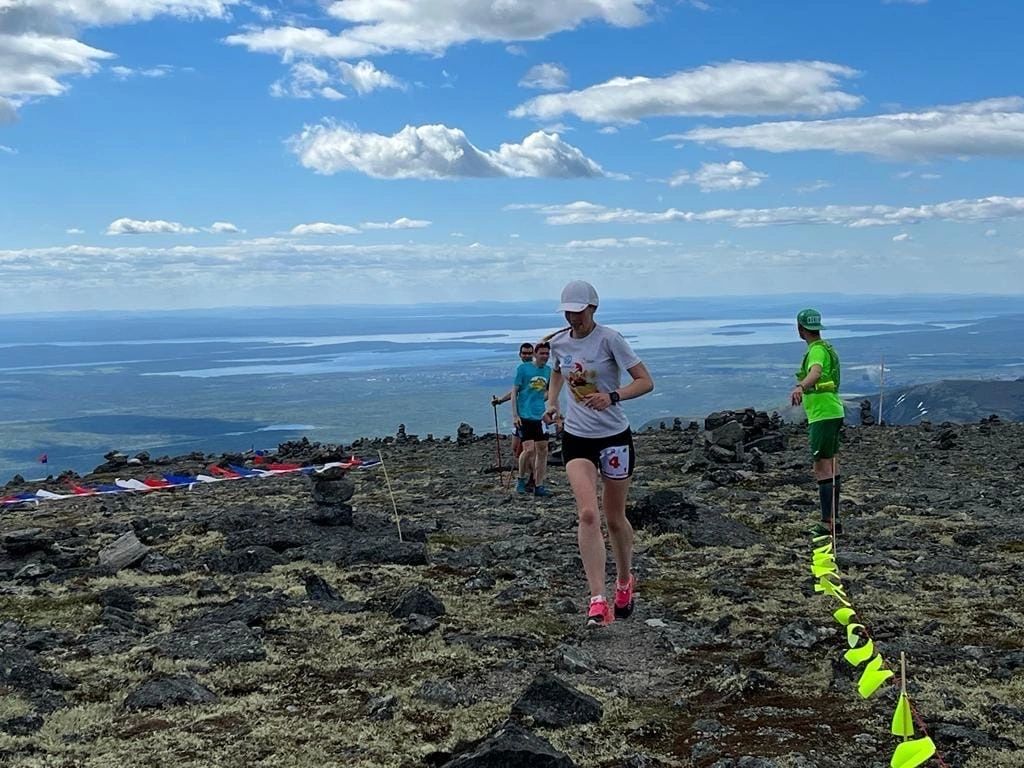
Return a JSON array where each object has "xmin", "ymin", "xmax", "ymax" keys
[
  {"xmin": 123, "ymin": 675, "xmax": 218, "ymax": 711},
  {"xmin": 153, "ymin": 620, "xmax": 266, "ymax": 664},
  {"xmin": 628, "ymin": 490, "xmax": 761, "ymax": 548},
  {"xmin": 441, "ymin": 721, "xmax": 576, "ymax": 768},
  {"xmin": 98, "ymin": 531, "xmax": 149, "ymax": 572},
  {"xmin": 511, "ymin": 671, "xmax": 602, "ymax": 728},
  {"xmin": 391, "ymin": 585, "xmax": 446, "ymax": 619}
]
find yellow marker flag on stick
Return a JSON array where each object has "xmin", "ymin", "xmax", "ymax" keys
[
  {"xmin": 813, "ymin": 543, "xmax": 833, "ymax": 555},
  {"xmin": 846, "ymin": 623, "xmax": 866, "ymax": 648},
  {"xmin": 812, "ymin": 534, "xmax": 831, "ymax": 545},
  {"xmin": 833, "ymin": 607, "xmax": 856, "ymax": 626},
  {"xmin": 812, "ymin": 562, "xmax": 838, "ymax": 578},
  {"xmin": 858, "ymin": 654, "xmax": 894, "ymax": 699},
  {"xmin": 844, "ymin": 638, "xmax": 874, "ymax": 666},
  {"xmin": 816, "ymin": 577, "xmax": 852, "ymax": 606},
  {"xmin": 890, "ymin": 737, "xmax": 936, "ymax": 768},
  {"xmin": 891, "ymin": 693, "xmax": 914, "ymax": 737}
]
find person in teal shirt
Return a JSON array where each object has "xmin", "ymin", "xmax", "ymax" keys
[
  {"xmin": 512, "ymin": 343, "xmax": 553, "ymax": 497},
  {"xmin": 790, "ymin": 308, "xmax": 845, "ymax": 534}
]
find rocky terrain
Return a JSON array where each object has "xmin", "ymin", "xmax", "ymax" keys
[{"xmin": 1, "ymin": 415, "xmax": 1022, "ymax": 768}]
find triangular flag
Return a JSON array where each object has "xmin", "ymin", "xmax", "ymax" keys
[
  {"xmin": 833, "ymin": 607, "xmax": 856, "ymax": 626},
  {"xmin": 858, "ymin": 654, "xmax": 894, "ymax": 699},
  {"xmin": 844, "ymin": 638, "xmax": 874, "ymax": 666},
  {"xmin": 816, "ymin": 578, "xmax": 851, "ymax": 606},
  {"xmin": 890, "ymin": 737, "xmax": 935, "ymax": 768},
  {"xmin": 813, "ymin": 543, "xmax": 833, "ymax": 555},
  {"xmin": 846, "ymin": 623, "xmax": 866, "ymax": 648},
  {"xmin": 891, "ymin": 693, "xmax": 914, "ymax": 738},
  {"xmin": 812, "ymin": 534, "xmax": 831, "ymax": 545}
]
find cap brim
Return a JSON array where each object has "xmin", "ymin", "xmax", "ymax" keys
[{"xmin": 558, "ymin": 302, "xmax": 589, "ymax": 312}]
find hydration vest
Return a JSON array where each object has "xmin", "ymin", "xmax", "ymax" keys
[{"xmin": 798, "ymin": 340, "xmax": 841, "ymax": 393}]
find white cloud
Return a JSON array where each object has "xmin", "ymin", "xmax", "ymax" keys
[
  {"xmin": 107, "ymin": 217, "xmax": 199, "ymax": 235},
  {"xmin": 669, "ymin": 160, "xmax": 766, "ymax": 192},
  {"xmin": 0, "ymin": 2, "xmax": 235, "ymax": 116},
  {"xmin": 110, "ymin": 64, "xmax": 173, "ymax": 79},
  {"xmin": 289, "ymin": 222, "xmax": 361, "ymax": 236},
  {"xmin": 519, "ymin": 62, "xmax": 568, "ymax": 91},
  {"xmin": 337, "ymin": 60, "xmax": 403, "ymax": 94},
  {"xmin": 506, "ymin": 44, "xmax": 527, "ymax": 56},
  {"xmin": 270, "ymin": 59, "xmax": 401, "ymax": 99},
  {"xmin": 598, "ymin": 126, "xmax": 618, "ymax": 135},
  {"xmin": 288, "ymin": 123, "xmax": 608, "ymax": 179},
  {"xmin": 892, "ymin": 232, "xmax": 911, "ymax": 241},
  {"xmin": 361, "ymin": 217, "xmax": 431, "ymax": 230},
  {"xmin": 270, "ymin": 61, "xmax": 346, "ymax": 100},
  {"xmin": 516, "ymin": 195, "xmax": 1024, "ymax": 229},
  {"xmin": 66, "ymin": 227, "xmax": 85, "ymax": 234},
  {"xmin": 225, "ymin": 1, "xmax": 651, "ymax": 59},
  {"xmin": 207, "ymin": 221, "xmax": 242, "ymax": 233},
  {"xmin": 985, "ymin": 229, "xmax": 998, "ymax": 237},
  {"xmin": 0, "ymin": 142, "xmax": 15, "ymax": 153},
  {"xmin": 0, "ymin": 96, "xmax": 15, "ymax": 122},
  {"xmin": 796, "ymin": 180, "xmax": 831, "ymax": 193},
  {"xmin": 678, "ymin": 98, "xmax": 1024, "ymax": 159},
  {"xmin": 511, "ymin": 61, "xmax": 862, "ymax": 123},
  {"xmin": 563, "ymin": 237, "xmax": 670, "ymax": 249}
]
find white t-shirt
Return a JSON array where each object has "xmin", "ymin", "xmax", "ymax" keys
[{"xmin": 549, "ymin": 324, "xmax": 642, "ymax": 438}]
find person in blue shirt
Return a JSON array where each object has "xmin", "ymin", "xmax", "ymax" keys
[{"xmin": 512, "ymin": 342, "xmax": 554, "ymax": 497}]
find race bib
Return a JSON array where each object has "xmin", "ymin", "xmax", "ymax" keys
[{"xmin": 599, "ymin": 444, "xmax": 630, "ymax": 479}]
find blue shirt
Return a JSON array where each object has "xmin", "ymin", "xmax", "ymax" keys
[{"xmin": 514, "ymin": 362, "xmax": 552, "ymax": 421}]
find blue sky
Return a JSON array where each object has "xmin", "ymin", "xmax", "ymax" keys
[{"xmin": 1, "ymin": 0, "xmax": 1022, "ymax": 312}]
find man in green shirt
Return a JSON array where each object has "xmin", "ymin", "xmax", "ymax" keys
[{"xmin": 790, "ymin": 308, "xmax": 845, "ymax": 534}]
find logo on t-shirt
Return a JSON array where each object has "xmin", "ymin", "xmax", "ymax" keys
[{"xmin": 567, "ymin": 361, "xmax": 598, "ymax": 402}]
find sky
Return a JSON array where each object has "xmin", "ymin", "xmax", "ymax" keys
[{"xmin": 1, "ymin": 0, "xmax": 1022, "ymax": 312}]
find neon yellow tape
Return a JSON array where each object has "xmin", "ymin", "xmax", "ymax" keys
[
  {"xmin": 890, "ymin": 736, "xmax": 935, "ymax": 768},
  {"xmin": 833, "ymin": 607, "xmax": 856, "ymax": 626},
  {"xmin": 844, "ymin": 638, "xmax": 874, "ymax": 666},
  {"xmin": 857, "ymin": 654, "xmax": 894, "ymax": 699},
  {"xmin": 891, "ymin": 693, "xmax": 914, "ymax": 738}
]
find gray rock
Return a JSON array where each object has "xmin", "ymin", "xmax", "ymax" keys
[
  {"xmin": 708, "ymin": 420, "xmax": 744, "ymax": 450},
  {"xmin": 2, "ymin": 528, "xmax": 54, "ymax": 556},
  {"xmin": 511, "ymin": 671, "xmax": 602, "ymax": 728},
  {"xmin": 14, "ymin": 562, "xmax": 56, "ymax": 581},
  {"xmin": 310, "ymin": 476, "xmax": 355, "ymax": 506},
  {"xmin": 390, "ymin": 585, "xmax": 446, "ymax": 619},
  {"xmin": 556, "ymin": 645, "xmax": 597, "ymax": 674},
  {"xmin": 98, "ymin": 531, "xmax": 150, "ymax": 572},
  {"xmin": 1, "ymin": 712, "xmax": 45, "ymax": 735},
  {"xmin": 442, "ymin": 721, "xmax": 575, "ymax": 767},
  {"xmin": 775, "ymin": 619, "xmax": 828, "ymax": 650},
  {"xmin": 403, "ymin": 613, "xmax": 440, "ymax": 635},
  {"xmin": 308, "ymin": 504, "xmax": 354, "ymax": 526},
  {"xmin": 416, "ymin": 679, "xmax": 469, "ymax": 707},
  {"xmin": 138, "ymin": 552, "xmax": 184, "ymax": 575},
  {"xmin": 123, "ymin": 675, "xmax": 217, "ymax": 711},
  {"xmin": 366, "ymin": 693, "xmax": 399, "ymax": 721},
  {"xmin": 0, "ymin": 648, "xmax": 74, "ymax": 713},
  {"xmin": 153, "ymin": 620, "xmax": 266, "ymax": 664}
]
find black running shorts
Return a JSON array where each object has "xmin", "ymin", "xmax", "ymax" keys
[
  {"xmin": 561, "ymin": 427, "xmax": 636, "ymax": 479},
  {"xmin": 519, "ymin": 419, "xmax": 547, "ymax": 442}
]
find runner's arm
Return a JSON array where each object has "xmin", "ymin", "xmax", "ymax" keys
[
  {"xmin": 615, "ymin": 361, "xmax": 654, "ymax": 400},
  {"xmin": 795, "ymin": 364, "xmax": 823, "ymax": 392},
  {"xmin": 544, "ymin": 369, "xmax": 564, "ymax": 423}
]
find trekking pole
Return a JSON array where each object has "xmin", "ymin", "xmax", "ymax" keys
[
  {"xmin": 492, "ymin": 403, "xmax": 506, "ymax": 489},
  {"xmin": 878, "ymin": 357, "xmax": 885, "ymax": 426}
]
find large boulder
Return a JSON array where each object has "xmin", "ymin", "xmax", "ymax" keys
[{"xmin": 511, "ymin": 672, "xmax": 603, "ymax": 728}]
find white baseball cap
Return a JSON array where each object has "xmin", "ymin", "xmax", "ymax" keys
[{"xmin": 558, "ymin": 280, "xmax": 599, "ymax": 312}]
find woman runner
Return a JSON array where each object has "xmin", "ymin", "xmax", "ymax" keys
[{"xmin": 544, "ymin": 280, "xmax": 654, "ymax": 627}]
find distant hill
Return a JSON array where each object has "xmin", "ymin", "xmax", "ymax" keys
[
  {"xmin": 641, "ymin": 378, "xmax": 1024, "ymax": 429},
  {"xmin": 869, "ymin": 378, "xmax": 1024, "ymax": 425}
]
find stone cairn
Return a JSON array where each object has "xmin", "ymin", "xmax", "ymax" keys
[
  {"xmin": 703, "ymin": 408, "xmax": 787, "ymax": 464},
  {"xmin": 860, "ymin": 399, "xmax": 876, "ymax": 426}
]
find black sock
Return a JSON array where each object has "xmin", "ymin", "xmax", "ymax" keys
[{"xmin": 818, "ymin": 477, "xmax": 840, "ymax": 524}]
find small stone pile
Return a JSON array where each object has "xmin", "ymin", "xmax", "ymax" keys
[{"xmin": 703, "ymin": 408, "xmax": 786, "ymax": 464}]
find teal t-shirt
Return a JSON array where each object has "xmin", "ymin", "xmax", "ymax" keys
[
  {"xmin": 798, "ymin": 341, "xmax": 845, "ymax": 423},
  {"xmin": 515, "ymin": 362, "xmax": 552, "ymax": 421}
]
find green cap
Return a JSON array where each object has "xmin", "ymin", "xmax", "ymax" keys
[{"xmin": 797, "ymin": 308, "xmax": 825, "ymax": 331}]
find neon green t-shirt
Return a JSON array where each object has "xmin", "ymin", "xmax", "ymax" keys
[{"xmin": 798, "ymin": 341, "xmax": 845, "ymax": 423}]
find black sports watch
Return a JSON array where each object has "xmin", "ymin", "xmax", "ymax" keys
[{"xmin": 609, "ymin": 390, "xmax": 621, "ymax": 405}]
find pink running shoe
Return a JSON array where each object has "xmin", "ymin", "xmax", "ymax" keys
[
  {"xmin": 614, "ymin": 574, "xmax": 636, "ymax": 619},
  {"xmin": 586, "ymin": 596, "xmax": 614, "ymax": 627}
]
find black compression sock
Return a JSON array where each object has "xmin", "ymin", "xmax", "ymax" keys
[{"xmin": 818, "ymin": 477, "xmax": 839, "ymax": 524}]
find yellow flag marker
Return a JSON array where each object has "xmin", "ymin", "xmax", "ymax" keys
[
  {"xmin": 890, "ymin": 737, "xmax": 936, "ymax": 768},
  {"xmin": 812, "ymin": 562, "xmax": 838, "ymax": 578},
  {"xmin": 858, "ymin": 654, "xmax": 894, "ymax": 699},
  {"xmin": 844, "ymin": 638, "xmax": 874, "ymax": 666},
  {"xmin": 812, "ymin": 550, "xmax": 835, "ymax": 563},
  {"xmin": 812, "ymin": 534, "xmax": 831, "ymax": 545},
  {"xmin": 816, "ymin": 578, "xmax": 852, "ymax": 606},
  {"xmin": 891, "ymin": 693, "xmax": 914, "ymax": 737},
  {"xmin": 833, "ymin": 607, "xmax": 856, "ymax": 626},
  {"xmin": 846, "ymin": 623, "xmax": 866, "ymax": 648},
  {"xmin": 813, "ymin": 543, "xmax": 833, "ymax": 555}
]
